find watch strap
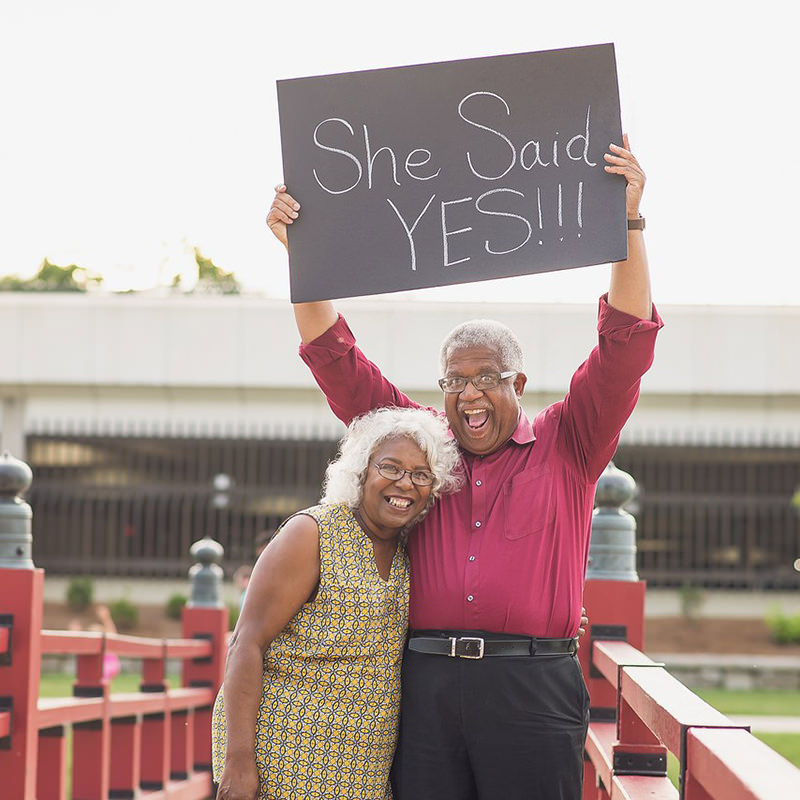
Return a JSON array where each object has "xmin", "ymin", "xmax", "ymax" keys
[{"xmin": 627, "ymin": 216, "xmax": 646, "ymax": 231}]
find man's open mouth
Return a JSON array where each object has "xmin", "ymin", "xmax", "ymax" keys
[{"xmin": 463, "ymin": 408, "xmax": 489, "ymax": 430}]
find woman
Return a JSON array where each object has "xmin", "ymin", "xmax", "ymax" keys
[{"xmin": 212, "ymin": 406, "xmax": 462, "ymax": 800}]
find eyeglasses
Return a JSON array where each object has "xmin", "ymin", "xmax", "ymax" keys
[
  {"xmin": 438, "ymin": 371, "xmax": 517, "ymax": 394},
  {"xmin": 373, "ymin": 462, "xmax": 436, "ymax": 486}
]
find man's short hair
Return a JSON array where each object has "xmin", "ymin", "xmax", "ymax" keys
[{"xmin": 439, "ymin": 319, "xmax": 524, "ymax": 374}]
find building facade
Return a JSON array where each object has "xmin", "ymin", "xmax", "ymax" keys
[{"xmin": 2, "ymin": 293, "xmax": 799, "ymax": 586}]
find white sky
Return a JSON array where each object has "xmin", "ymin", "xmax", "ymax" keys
[{"xmin": 1, "ymin": 1, "xmax": 798, "ymax": 305}]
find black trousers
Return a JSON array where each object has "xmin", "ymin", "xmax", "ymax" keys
[{"xmin": 391, "ymin": 633, "xmax": 590, "ymax": 800}]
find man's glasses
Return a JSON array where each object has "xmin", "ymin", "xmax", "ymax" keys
[
  {"xmin": 373, "ymin": 463, "xmax": 436, "ymax": 486},
  {"xmin": 438, "ymin": 371, "xmax": 517, "ymax": 394}
]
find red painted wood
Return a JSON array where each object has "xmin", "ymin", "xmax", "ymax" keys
[
  {"xmin": 686, "ymin": 727, "xmax": 800, "ymax": 799},
  {"xmin": 72, "ymin": 714, "xmax": 110, "ymax": 800},
  {"xmin": 141, "ymin": 709, "xmax": 171, "ymax": 791},
  {"xmin": 581, "ymin": 580, "xmax": 646, "ymax": 716},
  {"xmin": 36, "ymin": 727, "xmax": 68, "ymax": 800},
  {"xmin": 40, "ymin": 630, "xmax": 103, "ymax": 655},
  {"xmin": 109, "ymin": 715, "xmax": 141, "ymax": 798},
  {"xmin": 171, "ymin": 708, "xmax": 194, "ymax": 780},
  {"xmin": 181, "ymin": 604, "xmax": 228, "ymax": 771},
  {"xmin": 0, "ymin": 567, "xmax": 44, "ymax": 800},
  {"xmin": 611, "ymin": 774, "xmax": 678, "ymax": 799},
  {"xmin": 619, "ymin": 667, "xmax": 729, "ymax": 756},
  {"xmin": 586, "ymin": 721, "xmax": 616, "ymax": 791}
]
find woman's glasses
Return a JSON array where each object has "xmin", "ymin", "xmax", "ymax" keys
[{"xmin": 373, "ymin": 463, "xmax": 435, "ymax": 486}]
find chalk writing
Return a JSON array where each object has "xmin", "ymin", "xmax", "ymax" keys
[{"xmin": 277, "ymin": 44, "xmax": 625, "ymax": 301}]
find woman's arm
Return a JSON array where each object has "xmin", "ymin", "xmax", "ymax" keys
[
  {"xmin": 267, "ymin": 184, "xmax": 338, "ymax": 343},
  {"xmin": 215, "ymin": 514, "xmax": 321, "ymax": 799}
]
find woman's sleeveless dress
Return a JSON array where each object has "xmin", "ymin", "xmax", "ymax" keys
[{"xmin": 211, "ymin": 503, "xmax": 409, "ymax": 799}]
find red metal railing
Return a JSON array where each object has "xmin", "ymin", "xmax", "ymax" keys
[
  {"xmin": 0, "ymin": 563, "xmax": 227, "ymax": 800},
  {"xmin": 580, "ymin": 580, "xmax": 800, "ymax": 799}
]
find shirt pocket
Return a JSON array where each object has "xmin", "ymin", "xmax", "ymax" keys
[{"xmin": 502, "ymin": 465, "xmax": 555, "ymax": 540}]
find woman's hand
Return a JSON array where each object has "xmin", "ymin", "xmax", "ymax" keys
[
  {"xmin": 216, "ymin": 753, "xmax": 260, "ymax": 800},
  {"xmin": 266, "ymin": 184, "xmax": 301, "ymax": 251}
]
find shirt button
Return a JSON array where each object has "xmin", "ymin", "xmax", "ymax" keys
[
  {"xmin": 469, "ymin": 555, "xmax": 476, "ymax": 562},
  {"xmin": 467, "ymin": 595, "xmax": 474, "ymax": 602},
  {"xmin": 475, "ymin": 480, "xmax": 482, "ymax": 486},
  {"xmin": 475, "ymin": 521, "xmax": 481, "ymax": 528}
]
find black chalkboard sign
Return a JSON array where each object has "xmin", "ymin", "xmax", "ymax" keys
[{"xmin": 277, "ymin": 44, "xmax": 625, "ymax": 303}]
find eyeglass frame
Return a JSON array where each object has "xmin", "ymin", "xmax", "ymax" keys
[
  {"xmin": 372, "ymin": 462, "xmax": 436, "ymax": 487},
  {"xmin": 437, "ymin": 370, "xmax": 518, "ymax": 394}
]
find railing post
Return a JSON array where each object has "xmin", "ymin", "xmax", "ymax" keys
[
  {"xmin": 0, "ymin": 452, "xmax": 43, "ymax": 800},
  {"xmin": 181, "ymin": 536, "xmax": 227, "ymax": 781},
  {"xmin": 581, "ymin": 462, "xmax": 666, "ymax": 791}
]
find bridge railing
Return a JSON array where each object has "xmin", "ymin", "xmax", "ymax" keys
[
  {"xmin": 580, "ymin": 462, "xmax": 800, "ymax": 799},
  {"xmin": 0, "ymin": 452, "xmax": 228, "ymax": 800},
  {"xmin": 4, "ymin": 455, "xmax": 800, "ymax": 799}
]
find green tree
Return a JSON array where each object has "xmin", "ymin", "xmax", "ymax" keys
[
  {"xmin": 0, "ymin": 258, "xmax": 102, "ymax": 292},
  {"xmin": 181, "ymin": 247, "xmax": 241, "ymax": 294}
]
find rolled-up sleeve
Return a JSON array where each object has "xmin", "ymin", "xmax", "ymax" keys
[
  {"xmin": 299, "ymin": 314, "xmax": 420, "ymax": 424},
  {"xmin": 558, "ymin": 294, "xmax": 663, "ymax": 481}
]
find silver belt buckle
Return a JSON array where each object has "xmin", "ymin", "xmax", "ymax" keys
[{"xmin": 449, "ymin": 636, "xmax": 485, "ymax": 659}]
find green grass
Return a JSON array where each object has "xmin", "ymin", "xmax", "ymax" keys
[
  {"xmin": 39, "ymin": 671, "xmax": 181, "ymax": 697},
  {"xmin": 695, "ymin": 688, "xmax": 800, "ymax": 717},
  {"xmin": 755, "ymin": 733, "xmax": 800, "ymax": 766}
]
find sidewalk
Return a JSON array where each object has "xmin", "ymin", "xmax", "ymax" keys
[{"xmin": 729, "ymin": 715, "xmax": 800, "ymax": 733}]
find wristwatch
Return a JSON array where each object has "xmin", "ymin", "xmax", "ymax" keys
[{"xmin": 627, "ymin": 216, "xmax": 646, "ymax": 231}]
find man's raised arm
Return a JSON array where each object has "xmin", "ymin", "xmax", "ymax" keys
[{"xmin": 604, "ymin": 136, "xmax": 653, "ymax": 321}]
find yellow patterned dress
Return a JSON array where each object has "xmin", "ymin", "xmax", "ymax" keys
[{"xmin": 211, "ymin": 503, "xmax": 409, "ymax": 800}]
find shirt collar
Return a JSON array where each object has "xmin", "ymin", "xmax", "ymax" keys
[{"xmin": 510, "ymin": 406, "xmax": 536, "ymax": 445}]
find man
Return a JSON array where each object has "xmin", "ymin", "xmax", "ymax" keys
[{"xmin": 267, "ymin": 136, "xmax": 661, "ymax": 799}]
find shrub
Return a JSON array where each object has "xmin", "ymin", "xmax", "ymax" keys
[
  {"xmin": 228, "ymin": 602, "xmax": 240, "ymax": 631},
  {"xmin": 766, "ymin": 609, "xmax": 800, "ymax": 645},
  {"xmin": 66, "ymin": 577, "xmax": 94, "ymax": 611},
  {"xmin": 109, "ymin": 598, "xmax": 139, "ymax": 632},
  {"xmin": 165, "ymin": 593, "xmax": 188, "ymax": 620}
]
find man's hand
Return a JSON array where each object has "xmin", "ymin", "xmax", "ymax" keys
[
  {"xmin": 216, "ymin": 753, "xmax": 260, "ymax": 800},
  {"xmin": 266, "ymin": 184, "xmax": 301, "ymax": 251},
  {"xmin": 578, "ymin": 607, "xmax": 589, "ymax": 638},
  {"xmin": 604, "ymin": 134, "xmax": 646, "ymax": 219},
  {"xmin": 576, "ymin": 606, "xmax": 589, "ymax": 650}
]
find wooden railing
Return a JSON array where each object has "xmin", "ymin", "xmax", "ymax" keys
[
  {"xmin": 3, "ymin": 451, "xmax": 800, "ymax": 799},
  {"xmin": 579, "ymin": 580, "xmax": 800, "ymax": 798},
  {"xmin": 0, "ymin": 560, "xmax": 228, "ymax": 800}
]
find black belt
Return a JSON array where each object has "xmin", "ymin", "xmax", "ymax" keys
[{"xmin": 408, "ymin": 633, "xmax": 578, "ymax": 660}]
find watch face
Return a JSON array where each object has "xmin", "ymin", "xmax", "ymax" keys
[{"xmin": 627, "ymin": 217, "xmax": 645, "ymax": 230}]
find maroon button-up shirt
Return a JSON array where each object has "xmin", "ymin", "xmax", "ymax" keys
[{"xmin": 300, "ymin": 296, "xmax": 662, "ymax": 638}]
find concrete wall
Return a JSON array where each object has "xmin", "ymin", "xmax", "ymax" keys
[{"xmin": 2, "ymin": 293, "xmax": 798, "ymax": 449}]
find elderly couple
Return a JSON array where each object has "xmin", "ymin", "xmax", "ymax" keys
[{"xmin": 212, "ymin": 138, "xmax": 662, "ymax": 800}]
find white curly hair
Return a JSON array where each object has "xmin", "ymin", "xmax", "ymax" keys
[{"xmin": 321, "ymin": 406, "xmax": 462, "ymax": 518}]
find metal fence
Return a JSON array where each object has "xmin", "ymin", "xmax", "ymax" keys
[
  {"xmin": 614, "ymin": 443, "xmax": 800, "ymax": 588},
  {"xmin": 25, "ymin": 430, "xmax": 800, "ymax": 587},
  {"xmin": 27, "ymin": 432, "xmax": 338, "ymax": 577}
]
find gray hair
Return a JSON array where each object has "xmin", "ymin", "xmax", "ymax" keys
[
  {"xmin": 439, "ymin": 319, "xmax": 524, "ymax": 374},
  {"xmin": 321, "ymin": 407, "xmax": 462, "ymax": 516}
]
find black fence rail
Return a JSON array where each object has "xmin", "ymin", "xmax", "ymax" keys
[{"xmin": 25, "ymin": 431, "xmax": 800, "ymax": 587}]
